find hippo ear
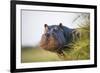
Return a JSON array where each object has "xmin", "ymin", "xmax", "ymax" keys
[
  {"xmin": 44, "ymin": 24, "xmax": 48, "ymax": 28},
  {"xmin": 59, "ymin": 23, "xmax": 63, "ymax": 27},
  {"xmin": 44, "ymin": 24, "xmax": 49, "ymax": 32}
]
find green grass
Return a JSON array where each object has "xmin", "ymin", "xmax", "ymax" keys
[
  {"xmin": 21, "ymin": 47, "xmax": 61, "ymax": 63},
  {"xmin": 63, "ymin": 39, "xmax": 90, "ymax": 60}
]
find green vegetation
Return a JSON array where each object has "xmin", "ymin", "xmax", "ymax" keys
[{"xmin": 21, "ymin": 47, "xmax": 61, "ymax": 63}]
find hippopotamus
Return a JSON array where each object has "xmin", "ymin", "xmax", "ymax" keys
[{"xmin": 39, "ymin": 23, "xmax": 80, "ymax": 56}]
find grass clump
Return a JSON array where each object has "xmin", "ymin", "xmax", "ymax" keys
[{"xmin": 63, "ymin": 23, "xmax": 90, "ymax": 60}]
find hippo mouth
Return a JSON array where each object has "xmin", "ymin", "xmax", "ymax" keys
[{"xmin": 40, "ymin": 34, "xmax": 59, "ymax": 52}]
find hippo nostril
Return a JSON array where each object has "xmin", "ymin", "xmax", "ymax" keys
[{"xmin": 45, "ymin": 33, "xmax": 50, "ymax": 37}]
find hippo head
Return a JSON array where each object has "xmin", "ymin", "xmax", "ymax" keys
[{"xmin": 40, "ymin": 23, "xmax": 66, "ymax": 52}]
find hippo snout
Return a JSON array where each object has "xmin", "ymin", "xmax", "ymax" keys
[{"xmin": 45, "ymin": 33, "xmax": 50, "ymax": 37}]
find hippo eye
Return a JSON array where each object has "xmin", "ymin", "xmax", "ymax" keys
[{"xmin": 53, "ymin": 28, "xmax": 58, "ymax": 32}]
